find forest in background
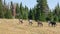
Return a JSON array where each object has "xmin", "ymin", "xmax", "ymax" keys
[{"xmin": 0, "ymin": 0, "xmax": 60, "ymax": 22}]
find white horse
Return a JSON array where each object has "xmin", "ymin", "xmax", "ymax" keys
[{"xmin": 29, "ymin": 20, "xmax": 33, "ymax": 25}]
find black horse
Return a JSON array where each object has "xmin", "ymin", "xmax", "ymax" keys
[{"xmin": 48, "ymin": 21, "xmax": 56, "ymax": 27}]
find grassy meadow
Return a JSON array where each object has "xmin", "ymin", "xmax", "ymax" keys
[{"xmin": 0, "ymin": 19, "xmax": 60, "ymax": 34}]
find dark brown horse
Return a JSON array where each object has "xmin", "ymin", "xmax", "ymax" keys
[
  {"xmin": 19, "ymin": 19, "xmax": 23, "ymax": 24},
  {"xmin": 37, "ymin": 21, "xmax": 43, "ymax": 27}
]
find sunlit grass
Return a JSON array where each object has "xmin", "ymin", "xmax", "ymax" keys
[{"xmin": 0, "ymin": 19, "xmax": 60, "ymax": 34}]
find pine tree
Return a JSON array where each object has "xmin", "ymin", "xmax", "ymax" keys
[
  {"xmin": 53, "ymin": 3, "xmax": 60, "ymax": 21},
  {"xmin": 3, "ymin": 0, "xmax": 7, "ymax": 18},
  {"xmin": 46, "ymin": 10, "xmax": 53, "ymax": 21},
  {"xmin": 36, "ymin": 0, "xmax": 49, "ymax": 21},
  {"xmin": 15, "ymin": 3, "xmax": 20, "ymax": 18},
  {"xmin": 28, "ymin": 7, "xmax": 36, "ymax": 20},
  {"xmin": 5, "ymin": 8, "xmax": 12, "ymax": 19},
  {"xmin": 30, "ymin": 6, "xmax": 37, "ymax": 20},
  {"xmin": 0, "ymin": 0, "xmax": 5, "ymax": 18},
  {"xmin": 10, "ymin": 1, "xmax": 13, "ymax": 17},
  {"xmin": 31, "ymin": 8, "xmax": 36, "ymax": 20},
  {"xmin": 19, "ymin": 3, "xmax": 24, "ymax": 19},
  {"xmin": 28, "ymin": 9, "xmax": 33, "ymax": 20},
  {"xmin": 35, "ymin": 4, "xmax": 41, "ymax": 21},
  {"xmin": 58, "ymin": 7, "xmax": 60, "ymax": 22},
  {"xmin": 23, "ymin": 6, "xmax": 28, "ymax": 19}
]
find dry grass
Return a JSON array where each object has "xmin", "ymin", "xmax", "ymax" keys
[{"xmin": 0, "ymin": 19, "xmax": 60, "ymax": 34}]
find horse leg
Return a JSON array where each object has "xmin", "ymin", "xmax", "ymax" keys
[
  {"xmin": 41, "ymin": 24, "xmax": 43, "ymax": 26},
  {"xmin": 18, "ymin": 19, "xmax": 20, "ymax": 23},
  {"xmin": 21, "ymin": 21, "xmax": 23, "ymax": 24},
  {"xmin": 48, "ymin": 23, "xmax": 50, "ymax": 27},
  {"xmin": 54, "ymin": 24, "xmax": 56, "ymax": 27},
  {"xmin": 29, "ymin": 22, "xmax": 32, "ymax": 25},
  {"xmin": 38, "ymin": 23, "xmax": 40, "ymax": 27}
]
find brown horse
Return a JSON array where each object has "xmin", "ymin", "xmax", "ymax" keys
[
  {"xmin": 19, "ymin": 19, "xmax": 23, "ymax": 24},
  {"xmin": 37, "ymin": 21, "xmax": 43, "ymax": 27}
]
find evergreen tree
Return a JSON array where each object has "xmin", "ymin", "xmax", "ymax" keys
[
  {"xmin": 36, "ymin": 0, "xmax": 49, "ymax": 21},
  {"xmin": 23, "ymin": 6, "xmax": 28, "ymax": 19},
  {"xmin": 28, "ymin": 7, "xmax": 36, "ymax": 20},
  {"xmin": 31, "ymin": 8, "xmax": 36, "ymax": 20},
  {"xmin": 53, "ymin": 3, "xmax": 60, "ymax": 21},
  {"xmin": 15, "ymin": 3, "xmax": 20, "ymax": 18},
  {"xmin": 5, "ymin": 8, "xmax": 12, "ymax": 19},
  {"xmin": 10, "ymin": 1, "xmax": 13, "ymax": 16},
  {"xmin": 0, "ymin": 0, "xmax": 4, "ymax": 18},
  {"xmin": 19, "ymin": 3, "xmax": 24, "ymax": 19},
  {"xmin": 28, "ymin": 9, "xmax": 33, "ymax": 19},
  {"xmin": 3, "ymin": 0, "xmax": 7, "ymax": 18},
  {"xmin": 46, "ymin": 10, "xmax": 53, "ymax": 21}
]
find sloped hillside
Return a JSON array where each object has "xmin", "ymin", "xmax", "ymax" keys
[{"xmin": 0, "ymin": 19, "xmax": 60, "ymax": 34}]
